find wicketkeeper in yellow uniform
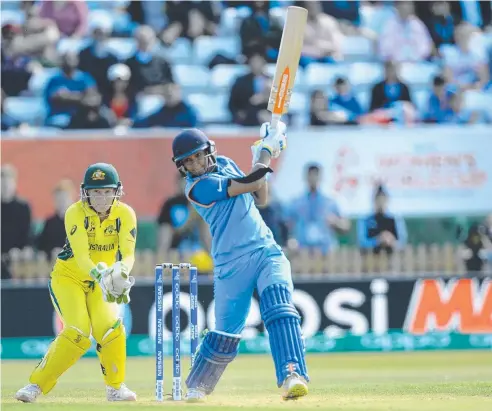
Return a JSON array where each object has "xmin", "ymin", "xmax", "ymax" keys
[{"xmin": 16, "ymin": 163, "xmax": 138, "ymax": 403}]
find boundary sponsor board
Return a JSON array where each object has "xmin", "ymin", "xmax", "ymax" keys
[{"xmin": 3, "ymin": 277, "xmax": 491, "ymax": 340}]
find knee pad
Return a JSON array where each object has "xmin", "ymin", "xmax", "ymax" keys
[
  {"xmin": 260, "ymin": 284, "xmax": 309, "ymax": 387},
  {"xmin": 30, "ymin": 326, "xmax": 91, "ymax": 394},
  {"xmin": 186, "ymin": 330, "xmax": 240, "ymax": 395}
]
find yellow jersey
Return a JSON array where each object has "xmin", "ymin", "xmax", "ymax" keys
[{"xmin": 53, "ymin": 200, "xmax": 137, "ymax": 282}]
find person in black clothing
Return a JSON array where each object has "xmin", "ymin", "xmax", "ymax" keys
[
  {"xmin": 78, "ymin": 21, "xmax": 118, "ymax": 99},
  {"xmin": 357, "ymin": 184, "xmax": 407, "ymax": 256},
  {"xmin": 369, "ymin": 60, "xmax": 413, "ymax": 111},
  {"xmin": 460, "ymin": 223, "xmax": 488, "ymax": 275},
  {"xmin": 228, "ymin": 44, "xmax": 272, "ymax": 126},
  {"xmin": 1, "ymin": 164, "xmax": 32, "ymax": 279},
  {"xmin": 156, "ymin": 174, "xmax": 209, "ymax": 254},
  {"xmin": 125, "ymin": 25, "xmax": 174, "ymax": 95},
  {"xmin": 66, "ymin": 91, "xmax": 113, "ymax": 129},
  {"xmin": 132, "ymin": 82, "xmax": 197, "ymax": 128},
  {"xmin": 239, "ymin": 1, "xmax": 282, "ymax": 57},
  {"xmin": 160, "ymin": 0, "xmax": 220, "ymax": 46},
  {"xmin": 36, "ymin": 179, "xmax": 75, "ymax": 261}
]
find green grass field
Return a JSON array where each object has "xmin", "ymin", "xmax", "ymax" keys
[{"xmin": 2, "ymin": 351, "xmax": 492, "ymax": 410}]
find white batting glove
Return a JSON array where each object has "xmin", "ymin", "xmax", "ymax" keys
[
  {"xmin": 104, "ymin": 261, "xmax": 135, "ymax": 304},
  {"xmin": 90, "ymin": 262, "xmax": 116, "ymax": 303},
  {"xmin": 259, "ymin": 121, "xmax": 287, "ymax": 159}
]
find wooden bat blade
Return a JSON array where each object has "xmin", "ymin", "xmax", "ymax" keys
[{"xmin": 267, "ymin": 6, "xmax": 308, "ymax": 118}]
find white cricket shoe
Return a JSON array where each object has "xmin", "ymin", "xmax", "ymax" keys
[
  {"xmin": 15, "ymin": 383, "xmax": 42, "ymax": 403},
  {"xmin": 282, "ymin": 372, "xmax": 308, "ymax": 400},
  {"xmin": 185, "ymin": 388, "xmax": 207, "ymax": 403},
  {"xmin": 106, "ymin": 383, "xmax": 137, "ymax": 401}
]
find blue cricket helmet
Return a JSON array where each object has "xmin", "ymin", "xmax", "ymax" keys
[{"xmin": 172, "ymin": 129, "xmax": 216, "ymax": 174}]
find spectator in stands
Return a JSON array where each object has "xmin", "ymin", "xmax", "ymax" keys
[
  {"xmin": 258, "ymin": 199, "xmax": 289, "ymax": 247},
  {"xmin": 239, "ymin": 1, "xmax": 282, "ymax": 58},
  {"xmin": 369, "ymin": 60, "xmax": 413, "ymax": 111},
  {"xmin": 228, "ymin": 44, "xmax": 272, "ymax": 126},
  {"xmin": 435, "ymin": 89, "xmax": 487, "ymax": 124},
  {"xmin": 329, "ymin": 77, "xmax": 364, "ymax": 123},
  {"xmin": 36, "ymin": 179, "xmax": 75, "ymax": 261},
  {"xmin": 322, "ymin": 0, "xmax": 362, "ymax": 35},
  {"xmin": 287, "ymin": 163, "xmax": 350, "ymax": 254},
  {"xmin": 38, "ymin": 0, "xmax": 88, "ymax": 38},
  {"xmin": 160, "ymin": 1, "xmax": 220, "ymax": 46},
  {"xmin": 133, "ymin": 82, "xmax": 197, "ymax": 128},
  {"xmin": 1, "ymin": 164, "xmax": 32, "ymax": 279},
  {"xmin": 459, "ymin": 223, "xmax": 488, "ymax": 275},
  {"xmin": 1, "ymin": 22, "xmax": 45, "ymax": 96},
  {"xmin": 157, "ymin": 174, "xmax": 209, "ymax": 255},
  {"xmin": 379, "ymin": 0, "xmax": 432, "ymax": 62},
  {"xmin": 66, "ymin": 90, "xmax": 113, "ymax": 129},
  {"xmin": 441, "ymin": 23, "xmax": 490, "ymax": 90},
  {"xmin": 104, "ymin": 64, "xmax": 137, "ymax": 124},
  {"xmin": 294, "ymin": 1, "xmax": 344, "ymax": 66},
  {"xmin": 357, "ymin": 184, "xmax": 407, "ymax": 257},
  {"xmin": 424, "ymin": 74, "xmax": 456, "ymax": 123},
  {"xmin": 449, "ymin": 1, "xmax": 491, "ymax": 30},
  {"xmin": 416, "ymin": 1, "xmax": 456, "ymax": 54},
  {"xmin": 126, "ymin": 25, "xmax": 174, "ymax": 95},
  {"xmin": 43, "ymin": 50, "xmax": 98, "ymax": 128},
  {"xmin": 1, "ymin": 89, "xmax": 21, "ymax": 131},
  {"xmin": 309, "ymin": 88, "xmax": 357, "ymax": 126},
  {"xmin": 78, "ymin": 20, "xmax": 118, "ymax": 98}
]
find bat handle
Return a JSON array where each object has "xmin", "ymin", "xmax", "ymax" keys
[{"xmin": 270, "ymin": 114, "xmax": 281, "ymax": 132}]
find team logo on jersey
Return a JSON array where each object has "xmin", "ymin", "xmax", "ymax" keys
[
  {"xmin": 104, "ymin": 225, "xmax": 116, "ymax": 236},
  {"xmin": 91, "ymin": 170, "xmax": 106, "ymax": 180},
  {"xmin": 70, "ymin": 225, "xmax": 77, "ymax": 235},
  {"xmin": 87, "ymin": 221, "xmax": 96, "ymax": 236}
]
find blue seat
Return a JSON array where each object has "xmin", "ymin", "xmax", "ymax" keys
[
  {"xmin": 105, "ymin": 38, "xmax": 137, "ymax": 61},
  {"xmin": 288, "ymin": 92, "xmax": 308, "ymax": 115},
  {"xmin": 163, "ymin": 38, "xmax": 193, "ymax": 64},
  {"xmin": 173, "ymin": 65, "xmax": 211, "ymax": 92},
  {"xmin": 342, "ymin": 36, "xmax": 374, "ymax": 61},
  {"xmin": 28, "ymin": 68, "xmax": 59, "ymax": 96},
  {"xmin": 57, "ymin": 38, "xmax": 91, "ymax": 55},
  {"xmin": 193, "ymin": 36, "xmax": 240, "ymax": 65},
  {"xmin": 4, "ymin": 97, "xmax": 46, "ymax": 124},
  {"xmin": 136, "ymin": 95, "xmax": 165, "ymax": 118},
  {"xmin": 355, "ymin": 89, "xmax": 371, "ymax": 113},
  {"xmin": 1, "ymin": 9, "xmax": 25, "ymax": 25},
  {"xmin": 210, "ymin": 65, "xmax": 249, "ymax": 89},
  {"xmin": 348, "ymin": 62, "xmax": 383, "ymax": 87},
  {"xmin": 218, "ymin": 7, "xmax": 242, "ymax": 36},
  {"xmin": 188, "ymin": 93, "xmax": 231, "ymax": 124},
  {"xmin": 399, "ymin": 62, "xmax": 441, "ymax": 86},
  {"xmin": 411, "ymin": 89, "xmax": 430, "ymax": 115},
  {"xmin": 304, "ymin": 63, "xmax": 349, "ymax": 90},
  {"xmin": 463, "ymin": 90, "xmax": 492, "ymax": 114}
]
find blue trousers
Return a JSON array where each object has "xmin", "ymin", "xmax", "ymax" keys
[{"xmin": 213, "ymin": 244, "xmax": 293, "ymax": 334}]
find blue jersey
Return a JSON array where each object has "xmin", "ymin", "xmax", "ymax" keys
[{"xmin": 185, "ymin": 156, "xmax": 276, "ymax": 266}]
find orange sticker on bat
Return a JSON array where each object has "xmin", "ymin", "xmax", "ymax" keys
[{"xmin": 273, "ymin": 67, "xmax": 290, "ymax": 114}]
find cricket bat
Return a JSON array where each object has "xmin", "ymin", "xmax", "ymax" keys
[{"xmin": 267, "ymin": 6, "xmax": 308, "ymax": 130}]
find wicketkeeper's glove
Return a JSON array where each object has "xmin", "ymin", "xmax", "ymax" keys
[{"xmin": 90, "ymin": 262, "xmax": 117, "ymax": 303}]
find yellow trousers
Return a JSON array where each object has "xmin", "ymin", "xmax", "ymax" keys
[{"xmin": 30, "ymin": 271, "xmax": 127, "ymax": 394}]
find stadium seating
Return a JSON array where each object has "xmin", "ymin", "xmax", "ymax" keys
[
  {"xmin": 136, "ymin": 94, "xmax": 165, "ymax": 118},
  {"xmin": 304, "ymin": 63, "xmax": 349, "ymax": 91},
  {"xmin": 3, "ymin": 97, "xmax": 46, "ymax": 125},
  {"xmin": 193, "ymin": 36, "xmax": 240, "ymax": 66},
  {"xmin": 399, "ymin": 62, "xmax": 441, "ymax": 87},
  {"xmin": 210, "ymin": 65, "xmax": 249, "ymax": 89},
  {"xmin": 173, "ymin": 64, "xmax": 211, "ymax": 93},
  {"xmin": 105, "ymin": 38, "xmax": 137, "ymax": 61},
  {"xmin": 188, "ymin": 93, "xmax": 231, "ymax": 124}
]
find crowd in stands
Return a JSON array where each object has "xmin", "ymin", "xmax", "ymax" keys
[
  {"xmin": 2, "ymin": 0, "xmax": 492, "ymax": 132},
  {"xmin": 2, "ymin": 162, "xmax": 492, "ymax": 280}
]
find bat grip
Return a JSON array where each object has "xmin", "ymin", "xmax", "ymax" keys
[{"xmin": 270, "ymin": 114, "xmax": 281, "ymax": 132}]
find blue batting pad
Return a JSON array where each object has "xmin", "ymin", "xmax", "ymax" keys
[
  {"xmin": 185, "ymin": 331, "xmax": 240, "ymax": 395},
  {"xmin": 260, "ymin": 284, "xmax": 309, "ymax": 387}
]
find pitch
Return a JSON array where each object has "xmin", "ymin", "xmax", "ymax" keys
[{"xmin": 2, "ymin": 351, "xmax": 491, "ymax": 410}]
